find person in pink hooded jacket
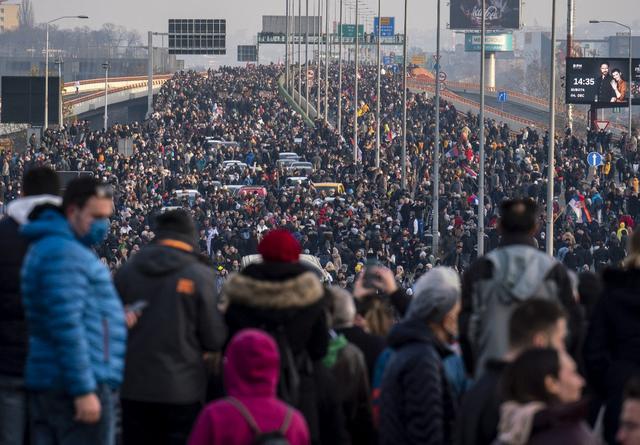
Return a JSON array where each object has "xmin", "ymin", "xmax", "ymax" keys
[{"xmin": 188, "ymin": 329, "xmax": 310, "ymax": 445}]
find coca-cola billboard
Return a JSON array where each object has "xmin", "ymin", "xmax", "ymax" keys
[{"xmin": 449, "ymin": 0, "xmax": 521, "ymax": 30}]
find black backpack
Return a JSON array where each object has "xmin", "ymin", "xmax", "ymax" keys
[{"xmin": 226, "ymin": 397, "xmax": 293, "ymax": 445}]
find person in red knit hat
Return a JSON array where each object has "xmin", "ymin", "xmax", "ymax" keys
[{"xmin": 222, "ymin": 229, "xmax": 345, "ymax": 444}]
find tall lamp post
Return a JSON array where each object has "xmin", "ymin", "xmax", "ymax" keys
[
  {"xmin": 102, "ymin": 61, "xmax": 110, "ymax": 131},
  {"xmin": 477, "ymin": 0, "xmax": 486, "ymax": 256},
  {"xmin": 400, "ymin": 0, "xmax": 407, "ymax": 189},
  {"xmin": 432, "ymin": 0, "xmax": 442, "ymax": 256},
  {"xmin": 375, "ymin": 0, "xmax": 381, "ymax": 168},
  {"xmin": 55, "ymin": 57, "xmax": 63, "ymax": 128},
  {"xmin": 590, "ymin": 20, "xmax": 633, "ymax": 144},
  {"xmin": 546, "ymin": 0, "xmax": 557, "ymax": 255},
  {"xmin": 44, "ymin": 15, "xmax": 88, "ymax": 130}
]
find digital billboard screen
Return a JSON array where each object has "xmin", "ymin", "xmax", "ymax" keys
[
  {"xmin": 1, "ymin": 76, "xmax": 60, "ymax": 125},
  {"xmin": 566, "ymin": 58, "xmax": 640, "ymax": 107},
  {"xmin": 450, "ymin": 0, "xmax": 521, "ymax": 30}
]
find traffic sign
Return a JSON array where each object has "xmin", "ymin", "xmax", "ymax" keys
[
  {"xmin": 595, "ymin": 120, "xmax": 609, "ymax": 131},
  {"xmin": 497, "ymin": 91, "xmax": 508, "ymax": 103},
  {"xmin": 587, "ymin": 151, "xmax": 603, "ymax": 167},
  {"xmin": 438, "ymin": 72, "xmax": 447, "ymax": 82}
]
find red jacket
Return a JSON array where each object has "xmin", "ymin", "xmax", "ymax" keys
[{"xmin": 188, "ymin": 329, "xmax": 310, "ymax": 445}]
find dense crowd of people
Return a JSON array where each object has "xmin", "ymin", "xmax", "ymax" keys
[{"xmin": 0, "ymin": 63, "xmax": 639, "ymax": 445}]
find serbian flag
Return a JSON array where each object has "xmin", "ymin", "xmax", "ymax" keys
[
  {"xmin": 578, "ymin": 194, "xmax": 592, "ymax": 223},
  {"xmin": 463, "ymin": 165, "xmax": 478, "ymax": 179}
]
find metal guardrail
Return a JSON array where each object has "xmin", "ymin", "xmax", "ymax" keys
[
  {"xmin": 407, "ymin": 79, "xmax": 543, "ymax": 128},
  {"xmin": 63, "ymin": 74, "xmax": 173, "ymax": 89},
  {"xmin": 64, "ymin": 78, "xmax": 167, "ymax": 107}
]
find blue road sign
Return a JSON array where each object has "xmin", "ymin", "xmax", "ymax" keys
[
  {"xmin": 374, "ymin": 17, "xmax": 395, "ymax": 37},
  {"xmin": 497, "ymin": 91, "xmax": 508, "ymax": 103},
  {"xmin": 587, "ymin": 151, "xmax": 603, "ymax": 167}
]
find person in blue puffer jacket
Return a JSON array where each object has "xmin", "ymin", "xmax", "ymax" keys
[{"xmin": 20, "ymin": 176, "xmax": 126, "ymax": 445}]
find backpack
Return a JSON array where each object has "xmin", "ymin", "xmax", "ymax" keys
[{"xmin": 226, "ymin": 397, "xmax": 293, "ymax": 445}]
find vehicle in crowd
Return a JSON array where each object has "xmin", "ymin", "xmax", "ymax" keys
[
  {"xmin": 311, "ymin": 182, "xmax": 346, "ymax": 195},
  {"xmin": 222, "ymin": 160, "xmax": 248, "ymax": 171},
  {"xmin": 223, "ymin": 185, "xmax": 244, "ymax": 196},
  {"xmin": 283, "ymin": 176, "xmax": 310, "ymax": 188},
  {"xmin": 278, "ymin": 152, "xmax": 300, "ymax": 160},
  {"xmin": 241, "ymin": 254, "xmax": 331, "ymax": 283},
  {"xmin": 172, "ymin": 189, "xmax": 201, "ymax": 205},
  {"xmin": 238, "ymin": 186, "xmax": 268, "ymax": 198},
  {"xmin": 286, "ymin": 162, "xmax": 314, "ymax": 176},
  {"xmin": 204, "ymin": 138, "xmax": 239, "ymax": 150}
]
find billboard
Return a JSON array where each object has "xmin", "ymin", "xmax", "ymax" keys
[
  {"xmin": 262, "ymin": 15, "xmax": 320, "ymax": 36},
  {"xmin": 1, "ymin": 76, "xmax": 60, "ymax": 125},
  {"xmin": 373, "ymin": 17, "xmax": 395, "ymax": 37},
  {"xmin": 168, "ymin": 19, "xmax": 226, "ymax": 55},
  {"xmin": 237, "ymin": 45, "xmax": 258, "ymax": 62},
  {"xmin": 464, "ymin": 32, "xmax": 513, "ymax": 52},
  {"xmin": 450, "ymin": 0, "xmax": 521, "ymax": 30},
  {"xmin": 566, "ymin": 58, "xmax": 640, "ymax": 107}
]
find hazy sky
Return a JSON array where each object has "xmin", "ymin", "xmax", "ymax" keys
[{"xmin": 30, "ymin": 0, "xmax": 639, "ymax": 64}]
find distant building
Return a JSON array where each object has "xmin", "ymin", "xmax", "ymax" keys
[{"xmin": 0, "ymin": 2, "xmax": 20, "ymax": 33}]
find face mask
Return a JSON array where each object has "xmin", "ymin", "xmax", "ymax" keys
[{"xmin": 80, "ymin": 218, "xmax": 110, "ymax": 246}]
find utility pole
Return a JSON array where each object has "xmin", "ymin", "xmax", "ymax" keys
[
  {"xmin": 147, "ymin": 31, "xmax": 153, "ymax": 118},
  {"xmin": 433, "ymin": 0, "xmax": 442, "ymax": 256},
  {"xmin": 354, "ymin": 0, "xmax": 359, "ymax": 164},
  {"xmin": 566, "ymin": 0, "xmax": 574, "ymax": 132},
  {"xmin": 375, "ymin": 0, "xmax": 381, "ymax": 168},
  {"xmin": 285, "ymin": 0, "xmax": 290, "ymax": 92},
  {"xmin": 477, "ymin": 0, "xmax": 486, "ymax": 256},
  {"xmin": 547, "ymin": 0, "xmax": 557, "ymax": 254},
  {"xmin": 337, "ymin": 0, "xmax": 343, "ymax": 135},
  {"xmin": 317, "ymin": 0, "xmax": 322, "ymax": 118},
  {"xmin": 401, "ymin": 0, "xmax": 407, "ymax": 189},
  {"xmin": 102, "ymin": 61, "xmax": 110, "ymax": 131},
  {"xmin": 298, "ymin": 0, "xmax": 302, "ymax": 104},
  {"xmin": 305, "ymin": 0, "xmax": 310, "ymax": 115},
  {"xmin": 324, "ymin": 0, "xmax": 330, "ymax": 123}
]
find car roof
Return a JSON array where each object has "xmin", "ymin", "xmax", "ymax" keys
[{"xmin": 241, "ymin": 254, "xmax": 330, "ymax": 282}]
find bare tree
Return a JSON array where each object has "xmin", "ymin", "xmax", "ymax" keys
[{"xmin": 18, "ymin": 0, "xmax": 35, "ymax": 29}]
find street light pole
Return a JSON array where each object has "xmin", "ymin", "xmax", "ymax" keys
[
  {"xmin": 433, "ymin": 0, "xmax": 441, "ymax": 256},
  {"xmin": 590, "ymin": 20, "xmax": 633, "ymax": 149},
  {"xmin": 324, "ymin": 0, "xmax": 329, "ymax": 123},
  {"xmin": 401, "ymin": 0, "xmax": 407, "ymax": 189},
  {"xmin": 547, "ymin": 0, "xmax": 557, "ymax": 255},
  {"xmin": 102, "ymin": 61, "xmax": 110, "ymax": 131},
  {"xmin": 354, "ymin": 0, "xmax": 359, "ymax": 164},
  {"xmin": 317, "ymin": 0, "xmax": 322, "ymax": 119},
  {"xmin": 305, "ymin": 0, "xmax": 310, "ymax": 115},
  {"xmin": 285, "ymin": 0, "xmax": 290, "ymax": 92},
  {"xmin": 375, "ymin": 0, "xmax": 381, "ymax": 168},
  {"xmin": 44, "ymin": 15, "xmax": 88, "ymax": 130},
  {"xmin": 477, "ymin": 0, "xmax": 486, "ymax": 256},
  {"xmin": 298, "ymin": 0, "xmax": 302, "ymax": 105},
  {"xmin": 337, "ymin": 0, "xmax": 343, "ymax": 135}
]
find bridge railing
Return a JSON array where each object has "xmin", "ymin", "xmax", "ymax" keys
[{"xmin": 64, "ymin": 78, "xmax": 167, "ymax": 107}]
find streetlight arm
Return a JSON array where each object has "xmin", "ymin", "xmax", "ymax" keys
[{"xmin": 47, "ymin": 15, "xmax": 88, "ymax": 24}]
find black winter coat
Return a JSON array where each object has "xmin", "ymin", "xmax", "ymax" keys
[
  {"xmin": 0, "ymin": 217, "xmax": 28, "ymax": 377},
  {"xmin": 379, "ymin": 319, "xmax": 456, "ymax": 445},
  {"xmin": 455, "ymin": 359, "xmax": 507, "ymax": 445},
  {"xmin": 115, "ymin": 238, "xmax": 226, "ymax": 404},
  {"xmin": 583, "ymin": 267, "xmax": 640, "ymax": 444}
]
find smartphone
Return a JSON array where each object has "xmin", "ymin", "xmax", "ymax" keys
[
  {"xmin": 126, "ymin": 300, "xmax": 148, "ymax": 314},
  {"xmin": 363, "ymin": 259, "xmax": 381, "ymax": 290}
]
